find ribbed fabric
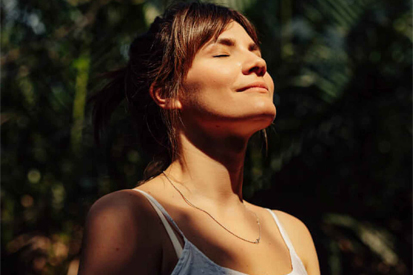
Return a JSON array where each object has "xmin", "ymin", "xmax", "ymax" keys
[{"xmin": 134, "ymin": 189, "xmax": 308, "ymax": 275}]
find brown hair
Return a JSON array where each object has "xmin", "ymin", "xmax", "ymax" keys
[{"xmin": 90, "ymin": 2, "xmax": 260, "ymax": 182}]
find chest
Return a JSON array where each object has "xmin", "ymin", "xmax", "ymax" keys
[{"xmin": 160, "ymin": 212, "xmax": 293, "ymax": 275}]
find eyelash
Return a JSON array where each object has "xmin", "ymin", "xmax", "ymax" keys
[{"xmin": 213, "ymin": 52, "xmax": 262, "ymax": 58}]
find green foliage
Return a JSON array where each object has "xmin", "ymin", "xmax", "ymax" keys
[{"xmin": 1, "ymin": 0, "xmax": 411, "ymax": 274}]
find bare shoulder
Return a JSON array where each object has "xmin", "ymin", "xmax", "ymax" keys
[
  {"xmin": 87, "ymin": 189, "xmax": 152, "ymax": 216},
  {"xmin": 78, "ymin": 189, "xmax": 162, "ymax": 275},
  {"xmin": 272, "ymin": 210, "xmax": 310, "ymax": 239},
  {"xmin": 84, "ymin": 189, "xmax": 160, "ymax": 235},
  {"xmin": 243, "ymin": 203, "xmax": 319, "ymax": 274},
  {"xmin": 272, "ymin": 210, "xmax": 320, "ymax": 275}
]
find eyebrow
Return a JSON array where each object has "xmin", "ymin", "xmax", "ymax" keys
[
  {"xmin": 216, "ymin": 38, "xmax": 235, "ymax": 47},
  {"xmin": 204, "ymin": 37, "xmax": 260, "ymax": 52}
]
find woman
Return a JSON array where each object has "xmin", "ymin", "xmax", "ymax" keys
[{"xmin": 78, "ymin": 2, "xmax": 320, "ymax": 275}]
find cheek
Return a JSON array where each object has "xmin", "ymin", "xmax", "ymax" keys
[
  {"xmin": 201, "ymin": 66, "xmax": 237, "ymax": 87},
  {"xmin": 184, "ymin": 65, "xmax": 237, "ymax": 96}
]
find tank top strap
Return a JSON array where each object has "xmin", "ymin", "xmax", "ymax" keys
[
  {"xmin": 265, "ymin": 209, "xmax": 297, "ymax": 255},
  {"xmin": 133, "ymin": 189, "xmax": 185, "ymax": 258}
]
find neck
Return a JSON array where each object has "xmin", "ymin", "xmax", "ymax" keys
[{"xmin": 165, "ymin": 131, "xmax": 249, "ymax": 211}]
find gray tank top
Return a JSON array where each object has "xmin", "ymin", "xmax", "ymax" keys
[{"xmin": 134, "ymin": 189, "xmax": 308, "ymax": 275}]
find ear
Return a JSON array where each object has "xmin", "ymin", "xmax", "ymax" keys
[{"xmin": 149, "ymin": 84, "xmax": 182, "ymax": 110}]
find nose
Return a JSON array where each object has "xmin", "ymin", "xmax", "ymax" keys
[{"xmin": 242, "ymin": 52, "xmax": 267, "ymax": 77}]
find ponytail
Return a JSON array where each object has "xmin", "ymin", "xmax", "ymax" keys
[
  {"xmin": 89, "ymin": 28, "xmax": 171, "ymax": 182},
  {"xmin": 89, "ymin": 68, "xmax": 127, "ymax": 146}
]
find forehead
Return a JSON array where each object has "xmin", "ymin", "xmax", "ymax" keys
[
  {"xmin": 218, "ymin": 21, "xmax": 253, "ymax": 38},
  {"xmin": 201, "ymin": 22, "xmax": 258, "ymax": 51}
]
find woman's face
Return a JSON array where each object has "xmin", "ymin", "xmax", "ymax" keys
[{"xmin": 179, "ymin": 21, "xmax": 276, "ymax": 137}]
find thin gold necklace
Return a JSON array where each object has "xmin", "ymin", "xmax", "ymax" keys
[{"xmin": 162, "ymin": 171, "xmax": 261, "ymax": 244}]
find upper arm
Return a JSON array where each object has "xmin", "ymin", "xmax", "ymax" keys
[
  {"xmin": 78, "ymin": 190, "xmax": 162, "ymax": 275},
  {"xmin": 273, "ymin": 210, "xmax": 320, "ymax": 275}
]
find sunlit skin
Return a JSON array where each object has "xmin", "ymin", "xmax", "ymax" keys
[{"xmin": 179, "ymin": 21, "xmax": 276, "ymax": 138}]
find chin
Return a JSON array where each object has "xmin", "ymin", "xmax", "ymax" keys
[
  {"xmin": 251, "ymin": 99, "xmax": 276, "ymax": 114},
  {"xmin": 254, "ymin": 104, "xmax": 277, "ymax": 123},
  {"xmin": 255, "ymin": 114, "xmax": 275, "ymax": 129},
  {"xmin": 233, "ymin": 112, "xmax": 276, "ymax": 137},
  {"xmin": 251, "ymin": 106, "xmax": 276, "ymax": 130}
]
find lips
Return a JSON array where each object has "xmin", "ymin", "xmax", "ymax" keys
[{"xmin": 237, "ymin": 82, "xmax": 269, "ymax": 92}]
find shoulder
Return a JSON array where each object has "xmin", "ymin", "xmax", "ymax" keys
[
  {"xmin": 78, "ymin": 189, "xmax": 162, "ymax": 275},
  {"xmin": 271, "ymin": 210, "xmax": 310, "ymax": 240},
  {"xmin": 84, "ymin": 189, "xmax": 160, "ymax": 237},
  {"xmin": 272, "ymin": 210, "xmax": 320, "ymax": 275},
  {"xmin": 86, "ymin": 189, "xmax": 154, "ymax": 220}
]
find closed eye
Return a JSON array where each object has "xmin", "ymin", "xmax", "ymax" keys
[{"xmin": 213, "ymin": 54, "xmax": 230, "ymax": 58}]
